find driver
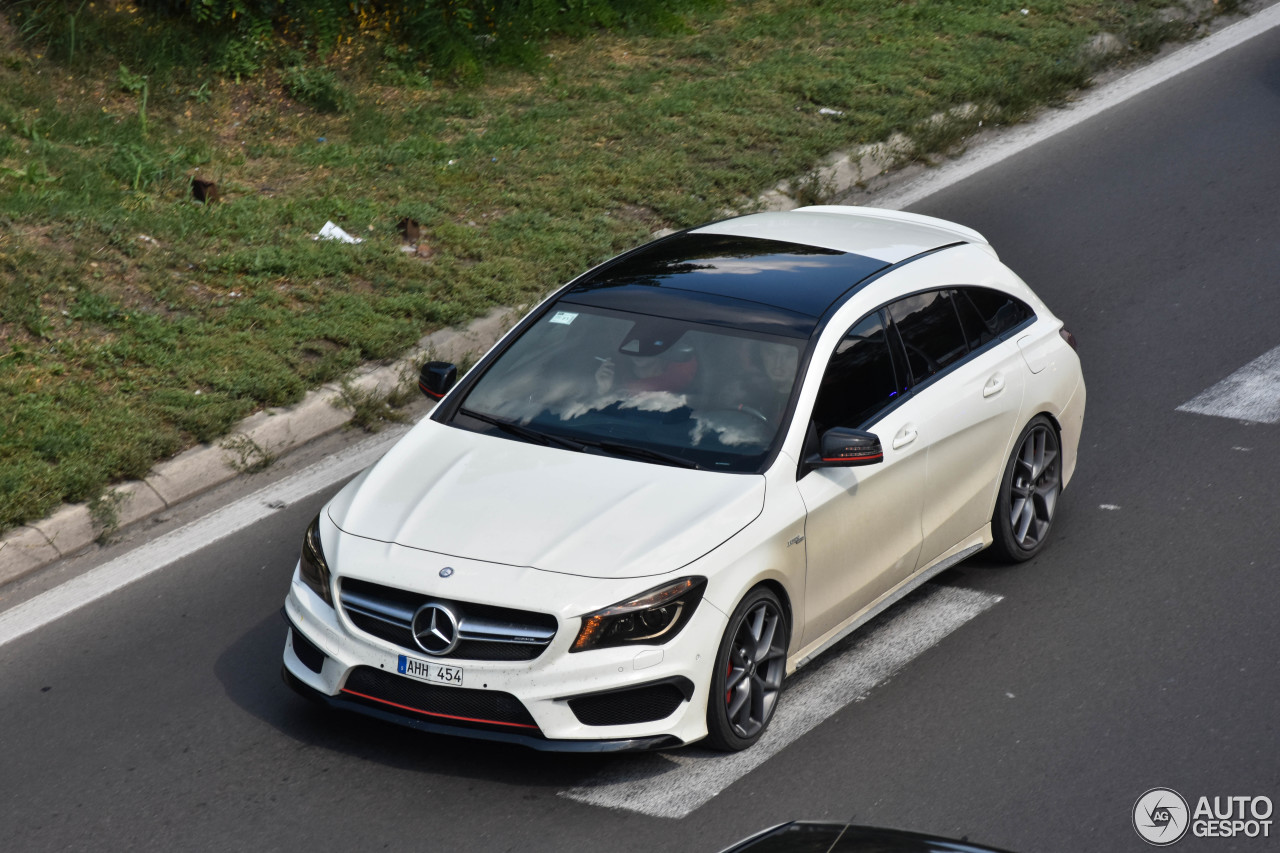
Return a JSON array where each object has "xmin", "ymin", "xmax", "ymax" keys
[{"xmin": 714, "ymin": 340, "xmax": 798, "ymax": 422}]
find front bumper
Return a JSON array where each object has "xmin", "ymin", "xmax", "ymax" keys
[
  {"xmin": 281, "ymin": 566, "xmax": 726, "ymax": 751},
  {"xmin": 281, "ymin": 657, "xmax": 681, "ymax": 752}
]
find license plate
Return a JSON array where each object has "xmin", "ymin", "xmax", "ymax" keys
[{"xmin": 397, "ymin": 654, "xmax": 464, "ymax": 687}]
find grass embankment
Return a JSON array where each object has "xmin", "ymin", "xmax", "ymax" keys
[{"xmin": 0, "ymin": 0, "xmax": 1225, "ymax": 532}]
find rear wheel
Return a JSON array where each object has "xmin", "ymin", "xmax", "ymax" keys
[
  {"xmin": 705, "ymin": 587, "xmax": 788, "ymax": 751},
  {"xmin": 991, "ymin": 415, "xmax": 1062, "ymax": 562}
]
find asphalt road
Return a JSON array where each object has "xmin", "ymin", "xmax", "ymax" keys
[{"xmin": 3, "ymin": 20, "xmax": 1279, "ymax": 853}]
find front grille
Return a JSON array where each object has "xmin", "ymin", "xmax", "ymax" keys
[
  {"xmin": 453, "ymin": 640, "xmax": 544, "ymax": 661},
  {"xmin": 342, "ymin": 667, "xmax": 541, "ymax": 732},
  {"xmin": 567, "ymin": 680, "xmax": 690, "ymax": 727},
  {"xmin": 339, "ymin": 578, "xmax": 558, "ymax": 661}
]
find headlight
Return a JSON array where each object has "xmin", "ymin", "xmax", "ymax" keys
[
  {"xmin": 298, "ymin": 513, "xmax": 333, "ymax": 606},
  {"xmin": 571, "ymin": 577, "xmax": 706, "ymax": 653}
]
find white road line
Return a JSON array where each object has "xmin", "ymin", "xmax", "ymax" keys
[
  {"xmin": 559, "ymin": 584, "xmax": 1002, "ymax": 819},
  {"xmin": 0, "ymin": 427, "xmax": 406, "ymax": 649},
  {"xmin": 1176, "ymin": 345, "xmax": 1280, "ymax": 424},
  {"xmin": 874, "ymin": 3, "xmax": 1280, "ymax": 211}
]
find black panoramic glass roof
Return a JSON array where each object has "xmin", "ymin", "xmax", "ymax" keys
[{"xmin": 566, "ymin": 233, "xmax": 889, "ymax": 331}]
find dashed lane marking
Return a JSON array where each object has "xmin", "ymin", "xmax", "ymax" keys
[
  {"xmin": 559, "ymin": 583, "xmax": 1002, "ymax": 819},
  {"xmin": 1176, "ymin": 345, "xmax": 1280, "ymax": 425}
]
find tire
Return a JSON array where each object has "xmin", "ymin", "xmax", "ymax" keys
[
  {"xmin": 990, "ymin": 415, "xmax": 1062, "ymax": 562},
  {"xmin": 705, "ymin": 587, "xmax": 788, "ymax": 751}
]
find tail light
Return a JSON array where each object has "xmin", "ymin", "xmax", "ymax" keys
[{"xmin": 1060, "ymin": 327, "xmax": 1078, "ymax": 351}]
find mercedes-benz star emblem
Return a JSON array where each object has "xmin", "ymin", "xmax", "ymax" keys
[
  {"xmin": 439, "ymin": 566, "xmax": 454, "ymax": 578},
  {"xmin": 411, "ymin": 602, "xmax": 460, "ymax": 656}
]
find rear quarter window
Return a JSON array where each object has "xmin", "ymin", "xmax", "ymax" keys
[{"xmin": 955, "ymin": 287, "xmax": 1034, "ymax": 349}]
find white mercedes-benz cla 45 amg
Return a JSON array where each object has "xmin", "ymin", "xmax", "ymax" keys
[{"xmin": 281, "ymin": 205, "xmax": 1085, "ymax": 752}]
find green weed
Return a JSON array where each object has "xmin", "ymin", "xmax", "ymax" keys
[
  {"xmin": 282, "ymin": 66, "xmax": 353, "ymax": 115},
  {"xmin": 117, "ymin": 64, "xmax": 149, "ymax": 135},
  {"xmin": 789, "ymin": 168, "xmax": 837, "ymax": 208},
  {"xmin": 336, "ymin": 378, "xmax": 414, "ymax": 433},
  {"xmin": 220, "ymin": 434, "xmax": 276, "ymax": 474},
  {"xmin": 88, "ymin": 487, "xmax": 125, "ymax": 544}
]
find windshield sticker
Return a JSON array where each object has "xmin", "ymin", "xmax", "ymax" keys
[{"xmin": 549, "ymin": 311, "xmax": 578, "ymax": 325}]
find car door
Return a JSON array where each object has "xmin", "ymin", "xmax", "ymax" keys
[
  {"xmin": 795, "ymin": 310, "xmax": 927, "ymax": 648},
  {"xmin": 886, "ymin": 288, "xmax": 1029, "ymax": 568}
]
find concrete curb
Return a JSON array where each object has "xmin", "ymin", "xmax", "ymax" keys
[{"xmin": 0, "ymin": 0, "xmax": 1253, "ymax": 590}]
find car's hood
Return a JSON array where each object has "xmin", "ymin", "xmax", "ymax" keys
[{"xmin": 326, "ymin": 419, "xmax": 765, "ymax": 579}]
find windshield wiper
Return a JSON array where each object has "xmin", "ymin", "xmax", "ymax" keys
[
  {"xmin": 457, "ymin": 408, "xmax": 585, "ymax": 451},
  {"xmin": 458, "ymin": 408, "xmax": 551, "ymax": 446},
  {"xmin": 575, "ymin": 438, "xmax": 700, "ymax": 470},
  {"xmin": 457, "ymin": 409, "xmax": 696, "ymax": 468}
]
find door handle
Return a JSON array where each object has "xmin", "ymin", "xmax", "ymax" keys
[
  {"xmin": 892, "ymin": 426, "xmax": 918, "ymax": 450},
  {"xmin": 982, "ymin": 372, "xmax": 1005, "ymax": 398}
]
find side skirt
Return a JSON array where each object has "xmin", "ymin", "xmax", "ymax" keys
[{"xmin": 791, "ymin": 540, "xmax": 986, "ymax": 672}]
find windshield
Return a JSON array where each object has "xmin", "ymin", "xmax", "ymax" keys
[{"xmin": 453, "ymin": 304, "xmax": 805, "ymax": 471}]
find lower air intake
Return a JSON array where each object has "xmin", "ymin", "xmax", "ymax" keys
[
  {"xmin": 341, "ymin": 667, "xmax": 540, "ymax": 733},
  {"xmin": 290, "ymin": 628, "xmax": 325, "ymax": 674},
  {"xmin": 567, "ymin": 679, "xmax": 691, "ymax": 727}
]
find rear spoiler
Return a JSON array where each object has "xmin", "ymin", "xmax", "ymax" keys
[{"xmin": 795, "ymin": 204, "xmax": 990, "ymax": 246}]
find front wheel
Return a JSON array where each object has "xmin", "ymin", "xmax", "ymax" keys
[
  {"xmin": 990, "ymin": 415, "xmax": 1062, "ymax": 562},
  {"xmin": 705, "ymin": 587, "xmax": 788, "ymax": 751}
]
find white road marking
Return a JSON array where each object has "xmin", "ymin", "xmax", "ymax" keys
[
  {"xmin": 559, "ymin": 584, "xmax": 1001, "ymax": 819},
  {"xmin": 874, "ymin": 3, "xmax": 1280, "ymax": 211},
  {"xmin": 1099, "ymin": 504, "xmax": 1122, "ymax": 511},
  {"xmin": 0, "ymin": 427, "xmax": 406, "ymax": 649},
  {"xmin": 1176, "ymin": 345, "xmax": 1280, "ymax": 424}
]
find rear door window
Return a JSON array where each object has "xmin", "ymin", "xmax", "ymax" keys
[{"xmin": 886, "ymin": 290, "xmax": 969, "ymax": 385}]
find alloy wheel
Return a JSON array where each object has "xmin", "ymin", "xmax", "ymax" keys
[
  {"xmin": 723, "ymin": 598, "xmax": 786, "ymax": 739},
  {"xmin": 1008, "ymin": 423, "xmax": 1061, "ymax": 551}
]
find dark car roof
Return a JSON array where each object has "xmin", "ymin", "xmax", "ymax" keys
[
  {"xmin": 719, "ymin": 822, "xmax": 1017, "ymax": 853},
  {"xmin": 562, "ymin": 232, "xmax": 891, "ymax": 337}
]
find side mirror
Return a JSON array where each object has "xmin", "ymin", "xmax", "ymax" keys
[
  {"xmin": 418, "ymin": 361, "xmax": 458, "ymax": 400},
  {"xmin": 810, "ymin": 427, "xmax": 883, "ymax": 468}
]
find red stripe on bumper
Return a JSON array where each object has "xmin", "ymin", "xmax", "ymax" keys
[{"xmin": 340, "ymin": 688, "xmax": 541, "ymax": 730}]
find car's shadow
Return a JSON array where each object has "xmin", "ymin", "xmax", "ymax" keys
[
  {"xmin": 214, "ymin": 551, "xmax": 1021, "ymax": 789},
  {"xmin": 212, "ymin": 609, "xmax": 689, "ymax": 788}
]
